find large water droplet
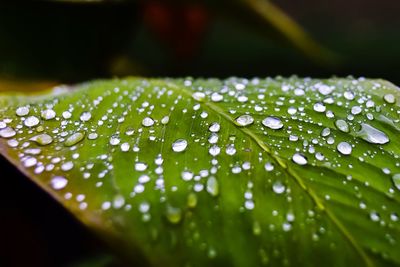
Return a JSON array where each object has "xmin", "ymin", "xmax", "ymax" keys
[
  {"xmin": 30, "ymin": 134, "xmax": 53, "ymax": 145},
  {"xmin": 335, "ymin": 119, "xmax": 349, "ymax": 133},
  {"xmin": 172, "ymin": 139, "xmax": 188, "ymax": 152},
  {"xmin": 337, "ymin": 142, "xmax": 352, "ymax": 155},
  {"xmin": 356, "ymin": 123, "xmax": 389, "ymax": 144},
  {"xmin": 272, "ymin": 181, "xmax": 286, "ymax": 194},
  {"xmin": 209, "ymin": 122, "xmax": 220, "ymax": 133},
  {"xmin": 206, "ymin": 176, "xmax": 219, "ymax": 197},
  {"xmin": 142, "ymin": 117, "xmax": 154, "ymax": 127},
  {"xmin": 262, "ymin": 117, "xmax": 283, "ymax": 130},
  {"xmin": 313, "ymin": 102, "xmax": 326, "ymax": 113},
  {"xmin": 24, "ymin": 116, "xmax": 40, "ymax": 127},
  {"xmin": 16, "ymin": 106, "xmax": 30, "ymax": 116},
  {"xmin": 192, "ymin": 92, "xmax": 206, "ymax": 101},
  {"xmin": 383, "ymin": 94, "xmax": 396, "ymax": 104},
  {"xmin": 0, "ymin": 127, "xmax": 16, "ymax": 138},
  {"xmin": 80, "ymin": 111, "xmax": 92, "ymax": 122},
  {"xmin": 65, "ymin": 132, "xmax": 85, "ymax": 146},
  {"xmin": 209, "ymin": 145, "xmax": 221, "ymax": 156},
  {"xmin": 235, "ymin": 115, "xmax": 254, "ymax": 126},
  {"xmin": 135, "ymin": 162, "xmax": 148, "ymax": 171},
  {"xmin": 50, "ymin": 176, "xmax": 68, "ymax": 190},
  {"xmin": 41, "ymin": 109, "xmax": 56, "ymax": 120},
  {"xmin": 292, "ymin": 153, "xmax": 307, "ymax": 165}
]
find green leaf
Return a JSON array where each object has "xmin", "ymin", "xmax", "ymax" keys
[{"xmin": 1, "ymin": 77, "xmax": 400, "ymax": 267}]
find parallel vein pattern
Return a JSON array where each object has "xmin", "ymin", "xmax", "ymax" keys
[{"xmin": 0, "ymin": 77, "xmax": 400, "ymax": 267}]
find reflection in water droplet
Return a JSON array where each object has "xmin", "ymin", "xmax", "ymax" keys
[
  {"xmin": 135, "ymin": 162, "xmax": 148, "ymax": 171},
  {"xmin": 235, "ymin": 115, "xmax": 254, "ymax": 126},
  {"xmin": 50, "ymin": 176, "xmax": 68, "ymax": 190},
  {"xmin": 41, "ymin": 109, "xmax": 56, "ymax": 120},
  {"xmin": 16, "ymin": 106, "xmax": 30, "ymax": 116},
  {"xmin": 142, "ymin": 117, "xmax": 154, "ymax": 127},
  {"xmin": 80, "ymin": 111, "xmax": 92, "ymax": 122},
  {"xmin": 356, "ymin": 123, "xmax": 389, "ymax": 144},
  {"xmin": 292, "ymin": 153, "xmax": 307, "ymax": 165},
  {"xmin": 206, "ymin": 176, "xmax": 219, "ymax": 197},
  {"xmin": 272, "ymin": 181, "xmax": 286, "ymax": 194},
  {"xmin": 24, "ymin": 116, "xmax": 40, "ymax": 127},
  {"xmin": 383, "ymin": 94, "xmax": 396, "ymax": 104},
  {"xmin": 335, "ymin": 119, "xmax": 349, "ymax": 133},
  {"xmin": 262, "ymin": 117, "xmax": 283, "ymax": 130},
  {"xmin": 172, "ymin": 139, "xmax": 188, "ymax": 152},
  {"xmin": 30, "ymin": 134, "xmax": 53, "ymax": 145},
  {"xmin": 0, "ymin": 127, "xmax": 16, "ymax": 138},
  {"xmin": 65, "ymin": 132, "xmax": 85, "ymax": 146},
  {"xmin": 337, "ymin": 142, "xmax": 352, "ymax": 155},
  {"xmin": 209, "ymin": 122, "xmax": 220, "ymax": 133}
]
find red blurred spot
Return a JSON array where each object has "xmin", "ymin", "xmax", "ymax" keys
[{"xmin": 143, "ymin": 1, "xmax": 209, "ymax": 59}]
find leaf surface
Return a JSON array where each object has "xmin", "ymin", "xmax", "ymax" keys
[{"xmin": 1, "ymin": 77, "xmax": 400, "ymax": 267}]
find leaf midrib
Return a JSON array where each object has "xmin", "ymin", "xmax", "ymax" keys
[{"xmin": 164, "ymin": 80, "xmax": 375, "ymax": 267}]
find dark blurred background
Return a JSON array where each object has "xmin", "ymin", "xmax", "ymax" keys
[{"xmin": 0, "ymin": 0, "xmax": 399, "ymax": 266}]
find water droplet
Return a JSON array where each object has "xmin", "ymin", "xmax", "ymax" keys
[
  {"xmin": 313, "ymin": 102, "xmax": 326, "ymax": 113},
  {"xmin": 321, "ymin": 128, "xmax": 330, "ymax": 137},
  {"xmin": 65, "ymin": 132, "xmax": 85, "ymax": 146},
  {"xmin": 161, "ymin": 116, "xmax": 170, "ymax": 125},
  {"xmin": 209, "ymin": 122, "xmax": 220, "ymax": 133},
  {"xmin": 264, "ymin": 162, "xmax": 274, "ymax": 171},
  {"xmin": 41, "ymin": 109, "xmax": 56, "ymax": 120},
  {"xmin": 50, "ymin": 176, "xmax": 68, "ymax": 190},
  {"xmin": 30, "ymin": 134, "xmax": 53, "ymax": 145},
  {"xmin": 80, "ymin": 111, "xmax": 92, "ymax": 122},
  {"xmin": 0, "ymin": 127, "xmax": 16, "ymax": 138},
  {"xmin": 272, "ymin": 181, "xmax": 286, "ymax": 194},
  {"xmin": 335, "ymin": 119, "xmax": 349, "ymax": 133},
  {"xmin": 209, "ymin": 145, "xmax": 221, "ymax": 156},
  {"xmin": 135, "ymin": 162, "xmax": 148, "ymax": 171},
  {"xmin": 225, "ymin": 144, "xmax": 236, "ymax": 155},
  {"xmin": 166, "ymin": 205, "xmax": 182, "ymax": 224},
  {"xmin": 142, "ymin": 117, "xmax": 154, "ymax": 127},
  {"xmin": 16, "ymin": 106, "xmax": 30, "ymax": 116},
  {"xmin": 235, "ymin": 115, "xmax": 254, "ymax": 126},
  {"xmin": 383, "ymin": 94, "xmax": 396, "ymax": 104},
  {"xmin": 356, "ymin": 123, "xmax": 389, "ymax": 144},
  {"xmin": 392, "ymin": 173, "xmax": 400, "ymax": 190},
  {"xmin": 192, "ymin": 92, "xmax": 206, "ymax": 101},
  {"xmin": 262, "ymin": 117, "xmax": 283, "ymax": 130},
  {"xmin": 206, "ymin": 176, "xmax": 219, "ymax": 197},
  {"xmin": 317, "ymin": 84, "xmax": 334, "ymax": 95},
  {"xmin": 211, "ymin": 92, "xmax": 223, "ymax": 102},
  {"xmin": 24, "ymin": 116, "xmax": 40, "ymax": 127},
  {"xmin": 181, "ymin": 171, "xmax": 194, "ymax": 181},
  {"xmin": 121, "ymin": 142, "xmax": 130, "ymax": 152},
  {"xmin": 172, "ymin": 139, "xmax": 188, "ymax": 152},
  {"xmin": 109, "ymin": 136, "xmax": 120, "ymax": 146},
  {"xmin": 292, "ymin": 153, "xmax": 307, "ymax": 165},
  {"xmin": 370, "ymin": 211, "xmax": 380, "ymax": 222},
  {"xmin": 61, "ymin": 161, "xmax": 74, "ymax": 171},
  {"xmin": 113, "ymin": 194, "xmax": 125, "ymax": 209},
  {"xmin": 337, "ymin": 142, "xmax": 352, "ymax": 155}
]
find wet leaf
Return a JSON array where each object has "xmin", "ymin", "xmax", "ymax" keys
[{"xmin": 1, "ymin": 77, "xmax": 400, "ymax": 266}]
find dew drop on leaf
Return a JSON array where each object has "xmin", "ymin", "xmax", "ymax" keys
[
  {"xmin": 0, "ymin": 127, "xmax": 16, "ymax": 138},
  {"xmin": 235, "ymin": 115, "xmax": 254, "ymax": 126},
  {"xmin": 209, "ymin": 122, "xmax": 220, "ymax": 133},
  {"xmin": 383, "ymin": 93, "xmax": 396, "ymax": 104},
  {"xmin": 80, "ymin": 111, "xmax": 92, "ymax": 122},
  {"xmin": 142, "ymin": 117, "xmax": 154, "ymax": 127},
  {"xmin": 41, "ymin": 109, "xmax": 56, "ymax": 120},
  {"xmin": 50, "ymin": 176, "xmax": 68, "ymax": 190},
  {"xmin": 135, "ymin": 162, "xmax": 148, "ymax": 171},
  {"xmin": 335, "ymin": 119, "xmax": 349, "ymax": 133},
  {"xmin": 206, "ymin": 176, "xmax": 219, "ymax": 197},
  {"xmin": 165, "ymin": 205, "xmax": 182, "ymax": 224},
  {"xmin": 30, "ymin": 134, "xmax": 53, "ymax": 146},
  {"xmin": 337, "ymin": 142, "xmax": 352, "ymax": 155},
  {"xmin": 172, "ymin": 139, "xmax": 188, "ymax": 152},
  {"xmin": 356, "ymin": 123, "xmax": 389, "ymax": 144},
  {"xmin": 24, "ymin": 116, "xmax": 40, "ymax": 127},
  {"xmin": 392, "ymin": 174, "xmax": 400, "ymax": 190},
  {"xmin": 262, "ymin": 117, "xmax": 283, "ymax": 130},
  {"xmin": 16, "ymin": 106, "xmax": 30, "ymax": 116},
  {"xmin": 292, "ymin": 153, "xmax": 308, "ymax": 165},
  {"xmin": 272, "ymin": 181, "xmax": 286, "ymax": 194},
  {"xmin": 65, "ymin": 132, "xmax": 85, "ymax": 146}
]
